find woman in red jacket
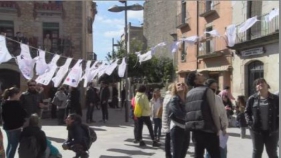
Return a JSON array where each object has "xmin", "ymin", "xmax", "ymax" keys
[{"xmin": 130, "ymin": 89, "xmax": 139, "ymax": 143}]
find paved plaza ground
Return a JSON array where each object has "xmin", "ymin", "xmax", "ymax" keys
[{"xmin": 2, "ymin": 108, "xmax": 272, "ymax": 158}]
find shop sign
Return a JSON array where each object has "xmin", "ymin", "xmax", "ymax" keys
[{"xmin": 241, "ymin": 47, "xmax": 264, "ymax": 57}]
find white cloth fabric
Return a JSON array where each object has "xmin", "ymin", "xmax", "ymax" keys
[
  {"xmin": 151, "ymin": 42, "xmax": 166, "ymax": 54},
  {"xmin": 226, "ymin": 24, "xmax": 237, "ymax": 47},
  {"xmin": 135, "ymin": 51, "xmax": 141, "ymax": 56},
  {"xmin": 138, "ymin": 51, "xmax": 152, "ymax": 63},
  {"xmin": 52, "ymin": 58, "xmax": 72, "ymax": 88},
  {"xmin": 63, "ymin": 59, "xmax": 83, "ymax": 87},
  {"xmin": 0, "ymin": 35, "xmax": 12, "ymax": 64},
  {"xmin": 17, "ymin": 44, "xmax": 35, "ymax": 80},
  {"xmin": 36, "ymin": 55, "xmax": 60, "ymax": 85},
  {"xmin": 238, "ymin": 16, "xmax": 258, "ymax": 33},
  {"xmin": 20, "ymin": 44, "xmax": 32, "ymax": 59},
  {"xmin": 81, "ymin": 60, "xmax": 92, "ymax": 88},
  {"xmin": 204, "ymin": 30, "xmax": 220, "ymax": 37},
  {"xmin": 118, "ymin": 58, "xmax": 126, "ymax": 78},
  {"xmin": 181, "ymin": 35, "xmax": 199, "ymax": 45},
  {"xmin": 16, "ymin": 55, "xmax": 35, "ymax": 80},
  {"xmin": 265, "ymin": 8, "xmax": 279, "ymax": 22},
  {"xmin": 171, "ymin": 41, "xmax": 182, "ymax": 54},
  {"xmin": 35, "ymin": 50, "xmax": 48, "ymax": 75},
  {"xmin": 97, "ymin": 63, "xmax": 108, "ymax": 78},
  {"xmin": 105, "ymin": 60, "xmax": 118, "ymax": 76}
]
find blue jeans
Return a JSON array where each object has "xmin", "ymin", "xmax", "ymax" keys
[
  {"xmin": 205, "ymin": 147, "xmax": 227, "ymax": 158},
  {"xmin": 5, "ymin": 129, "xmax": 21, "ymax": 158},
  {"xmin": 170, "ymin": 126, "xmax": 190, "ymax": 158},
  {"xmin": 153, "ymin": 118, "xmax": 162, "ymax": 139}
]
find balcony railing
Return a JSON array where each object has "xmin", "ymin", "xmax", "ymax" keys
[
  {"xmin": 198, "ymin": 37, "xmax": 227, "ymax": 57},
  {"xmin": 235, "ymin": 13, "xmax": 279, "ymax": 44},
  {"xmin": 33, "ymin": 2, "xmax": 64, "ymax": 19},
  {"xmin": 176, "ymin": 11, "xmax": 190, "ymax": 28},
  {"xmin": 0, "ymin": 2, "xmax": 20, "ymax": 16},
  {"xmin": 199, "ymin": 1, "xmax": 219, "ymax": 17}
]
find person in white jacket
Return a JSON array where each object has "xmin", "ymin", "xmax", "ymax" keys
[
  {"xmin": 161, "ymin": 84, "xmax": 173, "ymax": 158},
  {"xmin": 204, "ymin": 79, "xmax": 228, "ymax": 158}
]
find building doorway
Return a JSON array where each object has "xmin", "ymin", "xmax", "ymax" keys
[
  {"xmin": 0, "ymin": 69, "xmax": 20, "ymax": 91},
  {"xmin": 247, "ymin": 61, "xmax": 264, "ymax": 96},
  {"xmin": 42, "ymin": 22, "xmax": 59, "ymax": 53}
]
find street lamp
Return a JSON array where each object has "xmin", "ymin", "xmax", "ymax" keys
[{"xmin": 108, "ymin": 1, "xmax": 143, "ymax": 122}]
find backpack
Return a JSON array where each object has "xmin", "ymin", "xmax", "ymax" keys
[
  {"xmin": 18, "ymin": 136, "xmax": 40, "ymax": 158},
  {"xmin": 81, "ymin": 124, "xmax": 97, "ymax": 150}
]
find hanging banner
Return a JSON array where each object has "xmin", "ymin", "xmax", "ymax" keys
[
  {"xmin": 138, "ymin": 51, "xmax": 152, "ymax": 63},
  {"xmin": 16, "ymin": 55, "xmax": 35, "ymax": 80},
  {"xmin": 238, "ymin": 16, "xmax": 258, "ymax": 33},
  {"xmin": 0, "ymin": 35, "xmax": 12, "ymax": 64},
  {"xmin": 80, "ymin": 60, "xmax": 92, "ymax": 88},
  {"xmin": 35, "ymin": 49, "xmax": 48, "ymax": 75},
  {"xmin": 226, "ymin": 24, "xmax": 237, "ymax": 47},
  {"xmin": 63, "ymin": 59, "xmax": 83, "ymax": 87},
  {"xmin": 36, "ymin": 54, "xmax": 60, "ymax": 85},
  {"xmin": 118, "ymin": 57, "xmax": 126, "ymax": 78},
  {"xmin": 52, "ymin": 58, "xmax": 73, "ymax": 88},
  {"xmin": 105, "ymin": 60, "xmax": 118, "ymax": 76}
]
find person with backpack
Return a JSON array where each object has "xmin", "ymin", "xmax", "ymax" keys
[
  {"xmin": 1, "ymin": 87, "xmax": 27, "ymax": 158},
  {"xmin": 52, "ymin": 87, "xmax": 68, "ymax": 125},
  {"xmin": 62, "ymin": 114, "xmax": 89, "ymax": 158},
  {"xmin": 134, "ymin": 85, "xmax": 160, "ymax": 147},
  {"xmin": 18, "ymin": 114, "xmax": 47, "ymax": 158}
]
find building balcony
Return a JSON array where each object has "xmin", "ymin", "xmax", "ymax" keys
[
  {"xmin": 198, "ymin": 37, "xmax": 229, "ymax": 59},
  {"xmin": 33, "ymin": 2, "xmax": 65, "ymax": 19},
  {"xmin": 232, "ymin": 13, "xmax": 279, "ymax": 50},
  {"xmin": 0, "ymin": 2, "xmax": 20, "ymax": 16},
  {"xmin": 199, "ymin": 1, "xmax": 219, "ymax": 17},
  {"xmin": 176, "ymin": 11, "xmax": 190, "ymax": 29}
]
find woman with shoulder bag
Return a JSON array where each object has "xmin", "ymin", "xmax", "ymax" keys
[{"xmin": 245, "ymin": 78, "xmax": 279, "ymax": 158}]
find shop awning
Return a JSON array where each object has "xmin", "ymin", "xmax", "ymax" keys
[{"xmin": 197, "ymin": 65, "xmax": 232, "ymax": 72}]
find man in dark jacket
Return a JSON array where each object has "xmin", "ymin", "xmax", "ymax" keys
[
  {"xmin": 185, "ymin": 71, "xmax": 221, "ymax": 158},
  {"xmin": 85, "ymin": 83, "xmax": 99, "ymax": 123},
  {"xmin": 112, "ymin": 83, "xmax": 118, "ymax": 109},
  {"xmin": 63, "ymin": 114, "xmax": 88, "ymax": 158},
  {"xmin": 20, "ymin": 80, "xmax": 44, "ymax": 117},
  {"xmin": 100, "ymin": 81, "xmax": 110, "ymax": 123},
  {"xmin": 69, "ymin": 87, "xmax": 82, "ymax": 116}
]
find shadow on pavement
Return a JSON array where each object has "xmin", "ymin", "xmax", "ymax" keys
[
  {"xmin": 227, "ymin": 132, "xmax": 252, "ymax": 139},
  {"xmin": 99, "ymin": 156, "xmax": 132, "ymax": 158},
  {"xmin": 47, "ymin": 136, "xmax": 65, "ymax": 143},
  {"xmin": 107, "ymin": 148, "xmax": 155, "ymax": 156}
]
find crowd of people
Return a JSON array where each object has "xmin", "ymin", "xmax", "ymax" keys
[
  {"xmin": 0, "ymin": 70, "xmax": 278, "ymax": 158},
  {"xmin": 130, "ymin": 71, "xmax": 279, "ymax": 158}
]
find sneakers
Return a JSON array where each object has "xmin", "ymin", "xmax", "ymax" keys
[
  {"xmin": 139, "ymin": 141, "xmax": 146, "ymax": 146},
  {"xmin": 133, "ymin": 140, "xmax": 140, "ymax": 143}
]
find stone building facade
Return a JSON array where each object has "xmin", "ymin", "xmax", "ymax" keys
[
  {"xmin": 176, "ymin": 1, "xmax": 233, "ymax": 91},
  {"xmin": 231, "ymin": 1, "xmax": 279, "ymax": 98},
  {"xmin": 143, "ymin": 0, "xmax": 177, "ymax": 61},
  {"xmin": 0, "ymin": 1, "xmax": 97, "ymax": 91},
  {"xmin": 121, "ymin": 23, "xmax": 144, "ymax": 54}
]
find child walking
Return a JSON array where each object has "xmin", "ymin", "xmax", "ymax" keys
[{"xmin": 236, "ymin": 106, "xmax": 247, "ymax": 138}]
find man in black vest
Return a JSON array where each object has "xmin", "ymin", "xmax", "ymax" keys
[{"xmin": 185, "ymin": 71, "xmax": 221, "ymax": 158}]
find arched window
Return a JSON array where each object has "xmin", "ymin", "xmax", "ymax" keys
[{"xmin": 247, "ymin": 61, "xmax": 264, "ymax": 96}]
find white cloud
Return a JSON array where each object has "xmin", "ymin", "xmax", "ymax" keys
[
  {"xmin": 128, "ymin": 10, "xmax": 143, "ymax": 21},
  {"xmin": 104, "ymin": 29, "xmax": 124, "ymax": 38}
]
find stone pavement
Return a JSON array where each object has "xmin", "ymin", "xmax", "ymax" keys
[{"xmin": 2, "ymin": 108, "xmax": 270, "ymax": 158}]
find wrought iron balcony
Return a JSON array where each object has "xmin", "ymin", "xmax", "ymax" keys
[
  {"xmin": 198, "ymin": 36, "xmax": 228, "ymax": 58},
  {"xmin": 0, "ymin": 2, "xmax": 20, "ymax": 16},
  {"xmin": 33, "ymin": 2, "xmax": 64, "ymax": 19},
  {"xmin": 199, "ymin": 1, "xmax": 219, "ymax": 17},
  {"xmin": 235, "ymin": 13, "xmax": 279, "ymax": 44},
  {"xmin": 176, "ymin": 11, "xmax": 190, "ymax": 28}
]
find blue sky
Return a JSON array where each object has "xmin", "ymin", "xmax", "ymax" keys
[{"xmin": 93, "ymin": 1, "xmax": 144, "ymax": 61}]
